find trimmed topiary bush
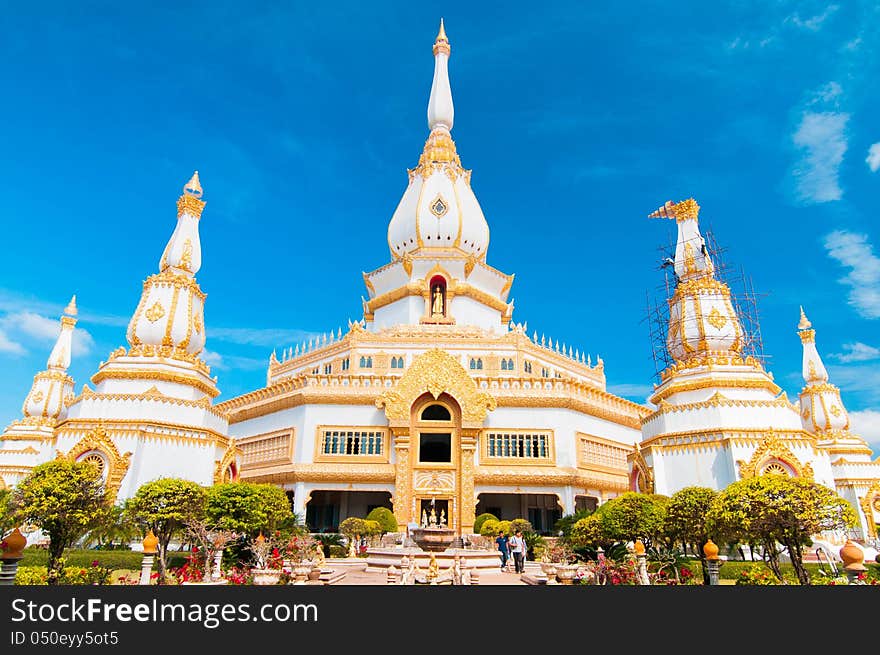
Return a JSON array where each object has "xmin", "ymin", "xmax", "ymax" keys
[
  {"xmin": 473, "ymin": 513, "xmax": 498, "ymax": 534},
  {"xmin": 479, "ymin": 519, "xmax": 500, "ymax": 537},
  {"xmin": 365, "ymin": 507, "xmax": 398, "ymax": 533}
]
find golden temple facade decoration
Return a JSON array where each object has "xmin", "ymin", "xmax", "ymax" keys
[
  {"xmin": 737, "ymin": 431, "xmax": 814, "ymax": 480},
  {"xmin": 375, "ymin": 349, "xmax": 496, "ymax": 426},
  {"xmin": 61, "ymin": 426, "xmax": 132, "ymax": 503},
  {"xmin": 214, "ymin": 442, "xmax": 241, "ymax": 484},
  {"xmin": 860, "ymin": 480, "xmax": 880, "ymax": 538}
]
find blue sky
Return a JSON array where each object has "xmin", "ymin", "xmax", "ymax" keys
[{"xmin": 1, "ymin": 2, "xmax": 879, "ymax": 452}]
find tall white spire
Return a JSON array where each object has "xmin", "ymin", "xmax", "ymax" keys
[
  {"xmin": 797, "ymin": 307, "xmax": 829, "ymax": 384},
  {"xmin": 427, "ymin": 19, "xmax": 454, "ymax": 132},
  {"xmin": 158, "ymin": 171, "xmax": 204, "ymax": 277},
  {"xmin": 127, "ymin": 171, "xmax": 208, "ymax": 357},
  {"xmin": 47, "ymin": 295, "xmax": 78, "ymax": 371}
]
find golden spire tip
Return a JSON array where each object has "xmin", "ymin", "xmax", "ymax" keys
[
  {"xmin": 437, "ymin": 18, "xmax": 447, "ymax": 42},
  {"xmin": 184, "ymin": 170, "xmax": 203, "ymax": 198},
  {"xmin": 63, "ymin": 295, "xmax": 78, "ymax": 317},
  {"xmin": 798, "ymin": 306, "xmax": 812, "ymax": 331}
]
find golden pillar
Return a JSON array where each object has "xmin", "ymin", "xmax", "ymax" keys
[
  {"xmin": 459, "ymin": 428, "xmax": 478, "ymax": 535},
  {"xmin": 392, "ymin": 427, "xmax": 412, "ymax": 527}
]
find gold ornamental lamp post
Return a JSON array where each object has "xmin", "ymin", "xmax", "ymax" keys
[
  {"xmin": 0, "ymin": 527, "xmax": 28, "ymax": 585},
  {"xmin": 139, "ymin": 530, "xmax": 159, "ymax": 585},
  {"xmin": 703, "ymin": 539, "xmax": 721, "ymax": 585},
  {"xmin": 633, "ymin": 540, "xmax": 650, "ymax": 585},
  {"xmin": 839, "ymin": 540, "xmax": 866, "ymax": 584}
]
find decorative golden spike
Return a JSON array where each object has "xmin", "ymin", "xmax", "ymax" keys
[
  {"xmin": 183, "ymin": 171, "xmax": 203, "ymax": 198},
  {"xmin": 63, "ymin": 295, "xmax": 78, "ymax": 317},
  {"xmin": 648, "ymin": 198, "xmax": 700, "ymax": 222},
  {"xmin": 648, "ymin": 200, "xmax": 676, "ymax": 220},
  {"xmin": 798, "ymin": 306, "xmax": 812, "ymax": 331},
  {"xmin": 433, "ymin": 18, "xmax": 450, "ymax": 56}
]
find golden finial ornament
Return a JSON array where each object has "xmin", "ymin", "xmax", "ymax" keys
[
  {"xmin": 648, "ymin": 198, "xmax": 700, "ymax": 222},
  {"xmin": 63, "ymin": 295, "xmax": 78, "ymax": 317},
  {"xmin": 1, "ymin": 527, "xmax": 27, "ymax": 559},
  {"xmin": 798, "ymin": 306, "xmax": 812, "ymax": 331},
  {"xmin": 183, "ymin": 170, "xmax": 203, "ymax": 198},
  {"xmin": 433, "ymin": 18, "xmax": 450, "ymax": 56},
  {"xmin": 633, "ymin": 540, "xmax": 646, "ymax": 556},
  {"xmin": 142, "ymin": 529, "xmax": 159, "ymax": 555},
  {"xmin": 702, "ymin": 539, "xmax": 719, "ymax": 561},
  {"xmin": 177, "ymin": 171, "xmax": 206, "ymax": 219}
]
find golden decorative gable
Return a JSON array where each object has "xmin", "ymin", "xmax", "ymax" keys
[
  {"xmin": 375, "ymin": 348, "xmax": 496, "ymax": 427},
  {"xmin": 737, "ymin": 431, "xmax": 813, "ymax": 481},
  {"xmin": 61, "ymin": 426, "xmax": 132, "ymax": 502}
]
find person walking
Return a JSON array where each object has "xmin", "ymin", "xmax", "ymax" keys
[
  {"xmin": 510, "ymin": 530, "xmax": 527, "ymax": 574},
  {"xmin": 495, "ymin": 531, "xmax": 510, "ymax": 571}
]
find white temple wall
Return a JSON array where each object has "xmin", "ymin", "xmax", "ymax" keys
[
  {"xmin": 449, "ymin": 295, "xmax": 503, "ymax": 332},
  {"xmin": 650, "ymin": 445, "xmax": 737, "ymax": 494},
  {"xmin": 481, "ymin": 406, "xmax": 639, "ymax": 468},
  {"xmin": 371, "ymin": 297, "xmax": 425, "ymax": 331},
  {"xmin": 66, "ymin": 398, "xmax": 227, "ymax": 434}
]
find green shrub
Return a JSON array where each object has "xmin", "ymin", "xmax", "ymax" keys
[
  {"xmin": 15, "ymin": 562, "xmax": 112, "ymax": 585},
  {"xmin": 736, "ymin": 565, "xmax": 780, "ymax": 586},
  {"xmin": 473, "ymin": 513, "xmax": 498, "ymax": 534},
  {"xmin": 479, "ymin": 519, "xmax": 500, "ymax": 537},
  {"xmin": 509, "ymin": 518, "xmax": 533, "ymax": 535},
  {"xmin": 365, "ymin": 507, "xmax": 398, "ymax": 533},
  {"xmin": 496, "ymin": 520, "xmax": 513, "ymax": 536},
  {"xmin": 338, "ymin": 517, "xmax": 368, "ymax": 539},
  {"xmin": 363, "ymin": 520, "xmax": 382, "ymax": 537},
  {"xmin": 328, "ymin": 545, "xmax": 348, "ymax": 558}
]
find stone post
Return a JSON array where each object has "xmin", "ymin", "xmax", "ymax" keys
[
  {"xmin": 212, "ymin": 549, "xmax": 224, "ymax": 581},
  {"xmin": 0, "ymin": 528, "xmax": 27, "ymax": 586},
  {"xmin": 703, "ymin": 539, "xmax": 721, "ymax": 586},
  {"xmin": 633, "ymin": 540, "xmax": 650, "ymax": 585},
  {"xmin": 839, "ymin": 540, "xmax": 867, "ymax": 584},
  {"xmin": 140, "ymin": 530, "xmax": 158, "ymax": 585}
]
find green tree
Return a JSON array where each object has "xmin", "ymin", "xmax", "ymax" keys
[
  {"xmin": 664, "ymin": 486, "xmax": 718, "ymax": 584},
  {"xmin": 569, "ymin": 514, "xmax": 604, "ymax": 549},
  {"xmin": 125, "ymin": 478, "xmax": 207, "ymax": 584},
  {"xmin": 365, "ymin": 507, "xmax": 398, "ymax": 534},
  {"xmin": 84, "ymin": 504, "xmax": 139, "ymax": 549},
  {"xmin": 13, "ymin": 460, "xmax": 110, "ymax": 583},
  {"xmin": 0, "ymin": 488, "xmax": 16, "ymax": 535},
  {"xmin": 473, "ymin": 513, "xmax": 498, "ymax": 535},
  {"xmin": 597, "ymin": 492, "xmax": 668, "ymax": 548},
  {"xmin": 555, "ymin": 509, "xmax": 593, "ymax": 541},
  {"xmin": 707, "ymin": 475, "xmax": 856, "ymax": 584},
  {"xmin": 205, "ymin": 483, "xmax": 292, "ymax": 536}
]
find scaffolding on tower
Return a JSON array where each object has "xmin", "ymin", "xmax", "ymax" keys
[{"xmin": 644, "ymin": 223, "xmax": 768, "ymax": 383}]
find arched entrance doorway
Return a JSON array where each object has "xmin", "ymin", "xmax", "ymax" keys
[{"xmin": 410, "ymin": 393, "xmax": 460, "ymax": 530}]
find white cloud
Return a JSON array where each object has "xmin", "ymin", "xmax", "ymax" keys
[
  {"xmin": 791, "ymin": 111, "xmax": 849, "ymax": 204},
  {"xmin": 14, "ymin": 312, "xmax": 60, "ymax": 341},
  {"xmin": 849, "ymin": 410, "xmax": 880, "ymax": 451},
  {"xmin": 866, "ymin": 143, "xmax": 880, "ymax": 172},
  {"xmin": 823, "ymin": 231, "xmax": 880, "ymax": 318},
  {"xmin": 827, "ymin": 364, "xmax": 880, "ymax": 405},
  {"xmin": 786, "ymin": 5, "xmax": 839, "ymax": 31},
  {"xmin": 832, "ymin": 342, "xmax": 880, "ymax": 363},
  {"xmin": 0, "ymin": 328, "xmax": 24, "ymax": 355},
  {"xmin": 201, "ymin": 349, "xmax": 226, "ymax": 370},
  {"xmin": 0, "ymin": 311, "xmax": 94, "ymax": 358}
]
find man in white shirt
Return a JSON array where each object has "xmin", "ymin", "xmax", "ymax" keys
[{"xmin": 509, "ymin": 530, "xmax": 527, "ymax": 573}]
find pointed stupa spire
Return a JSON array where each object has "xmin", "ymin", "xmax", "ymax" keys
[
  {"xmin": 428, "ymin": 19, "xmax": 453, "ymax": 132},
  {"xmin": 798, "ymin": 306, "xmax": 812, "ymax": 331},
  {"xmin": 797, "ymin": 308, "xmax": 850, "ymax": 435},
  {"xmin": 47, "ymin": 299, "xmax": 77, "ymax": 371},
  {"xmin": 63, "ymin": 295, "xmax": 78, "ymax": 317},
  {"xmin": 159, "ymin": 171, "xmax": 206, "ymax": 277},
  {"xmin": 798, "ymin": 306, "xmax": 828, "ymax": 384}
]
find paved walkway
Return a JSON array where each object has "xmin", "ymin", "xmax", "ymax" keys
[{"xmin": 331, "ymin": 559, "xmax": 531, "ymax": 585}]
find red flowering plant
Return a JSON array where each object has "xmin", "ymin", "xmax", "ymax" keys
[
  {"xmin": 169, "ymin": 547, "xmax": 207, "ymax": 584},
  {"xmin": 285, "ymin": 534, "xmax": 318, "ymax": 565},
  {"xmin": 223, "ymin": 566, "xmax": 253, "ymax": 585}
]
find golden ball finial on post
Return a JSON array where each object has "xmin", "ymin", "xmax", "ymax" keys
[
  {"xmin": 1, "ymin": 528, "xmax": 27, "ymax": 560},
  {"xmin": 142, "ymin": 529, "xmax": 159, "ymax": 555},
  {"xmin": 703, "ymin": 539, "xmax": 719, "ymax": 561},
  {"xmin": 633, "ymin": 540, "xmax": 646, "ymax": 556}
]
